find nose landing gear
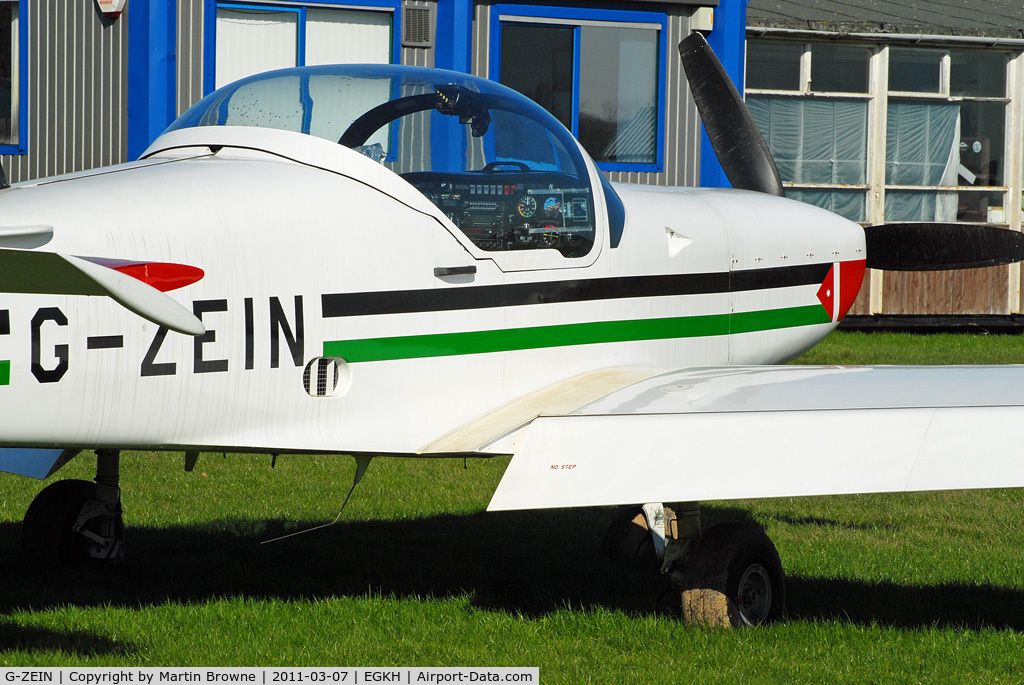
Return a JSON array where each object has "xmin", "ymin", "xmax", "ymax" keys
[{"xmin": 20, "ymin": 449, "xmax": 125, "ymax": 567}]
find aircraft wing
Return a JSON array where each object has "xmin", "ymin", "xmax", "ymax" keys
[{"xmin": 487, "ymin": 365, "xmax": 1024, "ymax": 511}]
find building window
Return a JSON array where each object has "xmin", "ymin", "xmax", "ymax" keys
[
  {"xmin": 491, "ymin": 5, "xmax": 666, "ymax": 173},
  {"xmin": 885, "ymin": 48, "xmax": 1008, "ymax": 223},
  {"xmin": 747, "ymin": 40, "xmax": 871, "ymax": 221},
  {"xmin": 0, "ymin": 0, "xmax": 23, "ymax": 153},
  {"xmin": 209, "ymin": 2, "xmax": 398, "ymax": 91},
  {"xmin": 748, "ymin": 38, "xmax": 1014, "ymax": 227}
]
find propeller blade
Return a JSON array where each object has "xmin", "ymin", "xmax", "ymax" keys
[
  {"xmin": 678, "ymin": 32, "xmax": 785, "ymax": 197},
  {"xmin": 864, "ymin": 223, "xmax": 1024, "ymax": 271}
]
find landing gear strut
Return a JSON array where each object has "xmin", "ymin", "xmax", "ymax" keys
[
  {"xmin": 604, "ymin": 502, "xmax": 785, "ymax": 627},
  {"xmin": 21, "ymin": 449, "xmax": 125, "ymax": 567}
]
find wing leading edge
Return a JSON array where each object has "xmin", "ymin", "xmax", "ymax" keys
[{"xmin": 488, "ymin": 365, "xmax": 1024, "ymax": 511}]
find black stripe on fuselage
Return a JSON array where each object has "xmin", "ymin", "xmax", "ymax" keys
[
  {"xmin": 87, "ymin": 335, "xmax": 125, "ymax": 350},
  {"xmin": 321, "ymin": 262, "xmax": 831, "ymax": 318}
]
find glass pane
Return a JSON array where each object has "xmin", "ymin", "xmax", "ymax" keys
[
  {"xmin": 788, "ymin": 188, "xmax": 866, "ymax": 222},
  {"xmin": 951, "ymin": 50, "xmax": 1006, "ymax": 97},
  {"xmin": 0, "ymin": 3, "xmax": 14, "ymax": 145},
  {"xmin": 811, "ymin": 44, "xmax": 869, "ymax": 93},
  {"xmin": 884, "ymin": 190, "xmax": 958, "ymax": 221},
  {"xmin": 886, "ymin": 101, "xmax": 960, "ymax": 185},
  {"xmin": 956, "ymin": 190, "xmax": 1006, "ymax": 223},
  {"xmin": 212, "ymin": 74, "xmax": 307, "ymax": 131},
  {"xmin": 579, "ymin": 25, "xmax": 659, "ymax": 164},
  {"xmin": 747, "ymin": 40, "xmax": 802, "ymax": 91},
  {"xmin": 489, "ymin": 108, "xmax": 576, "ymax": 173},
  {"xmin": 888, "ymin": 48, "xmax": 942, "ymax": 93},
  {"xmin": 216, "ymin": 9, "xmax": 298, "ymax": 88},
  {"xmin": 500, "ymin": 24, "xmax": 575, "ymax": 132},
  {"xmin": 958, "ymin": 101, "xmax": 1005, "ymax": 186},
  {"xmin": 306, "ymin": 8, "xmax": 391, "ymax": 66},
  {"xmin": 748, "ymin": 95, "xmax": 868, "ymax": 185},
  {"xmin": 885, "ymin": 189, "xmax": 1005, "ymax": 223}
]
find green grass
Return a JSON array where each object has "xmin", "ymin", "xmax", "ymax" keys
[
  {"xmin": 2, "ymin": 331, "xmax": 1024, "ymax": 682},
  {"xmin": 793, "ymin": 330, "xmax": 1024, "ymax": 365}
]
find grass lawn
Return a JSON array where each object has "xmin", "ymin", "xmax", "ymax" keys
[{"xmin": 1, "ymin": 332, "xmax": 1024, "ymax": 682}]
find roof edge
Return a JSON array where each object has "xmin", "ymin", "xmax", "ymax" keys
[
  {"xmin": 747, "ymin": 20, "xmax": 1024, "ymax": 41},
  {"xmin": 747, "ymin": 25, "xmax": 1024, "ymax": 47}
]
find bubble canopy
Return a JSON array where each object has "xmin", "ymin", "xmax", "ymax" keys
[
  {"xmin": 167, "ymin": 64, "xmax": 589, "ymax": 179},
  {"xmin": 167, "ymin": 65, "xmax": 599, "ymax": 258}
]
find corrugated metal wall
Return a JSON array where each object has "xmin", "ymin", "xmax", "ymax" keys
[
  {"xmin": 472, "ymin": 2, "xmax": 702, "ymax": 188},
  {"xmin": 2, "ymin": 1, "xmax": 129, "ymax": 183},
  {"xmin": 177, "ymin": 0, "xmax": 205, "ymax": 116}
]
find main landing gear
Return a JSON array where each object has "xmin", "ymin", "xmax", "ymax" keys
[
  {"xmin": 604, "ymin": 502, "xmax": 785, "ymax": 627},
  {"xmin": 21, "ymin": 449, "xmax": 125, "ymax": 567}
]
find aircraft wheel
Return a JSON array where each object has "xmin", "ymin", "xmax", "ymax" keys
[
  {"xmin": 20, "ymin": 479, "xmax": 123, "ymax": 567},
  {"xmin": 602, "ymin": 506, "xmax": 657, "ymax": 569},
  {"xmin": 680, "ymin": 521, "xmax": 785, "ymax": 627}
]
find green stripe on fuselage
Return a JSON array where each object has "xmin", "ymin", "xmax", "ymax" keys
[
  {"xmin": 0, "ymin": 360, "xmax": 9, "ymax": 385},
  {"xmin": 323, "ymin": 305, "xmax": 830, "ymax": 363}
]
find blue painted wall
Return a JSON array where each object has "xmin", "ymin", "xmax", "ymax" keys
[
  {"xmin": 435, "ymin": 0, "xmax": 473, "ymax": 72},
  {"xmin": 700, "ymin": 0, "xmax": 747, "ymax": 189},
  {"xmin": 122, "ymin": 0, "xmax": 747, "ymax": 178},
  {"xmin": 127, "ymin": 0, "xmax": 177, "ymax": 160}
]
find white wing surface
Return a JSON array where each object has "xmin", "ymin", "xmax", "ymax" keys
[{"xmin": 488, "ymin": 365, "xmax": 1024, "ymax": 511}]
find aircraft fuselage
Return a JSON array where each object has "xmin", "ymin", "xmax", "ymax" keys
[{"xmin": 0, "ymin": 126, "xmax": 865, "ymax": 458}]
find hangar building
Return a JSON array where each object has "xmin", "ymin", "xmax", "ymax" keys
[
  {"xmin": 0, "ymin": 0, "xmax": 728, "ymax": 188},
  {"xmin": 747, "ymin": 0, "xmax": 1024, "ymax": 321},
  {"xmin": 2, "ymin": 0, "xmax": 1023, "ymax": 319}
]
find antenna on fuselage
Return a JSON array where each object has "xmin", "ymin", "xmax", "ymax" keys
[{"xmin": 261, "ymin": 455, "xmax": 372, "ymax": 545}]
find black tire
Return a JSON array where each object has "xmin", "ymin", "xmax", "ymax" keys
[
  {"xmin": 680, "ymin": 521, "xmax": 785, "ymax": 627},
  {"xmin": 20, "ymin": 479, "xmax": 119, "ymax": 567},
  {"xmin": 602, "ymin": 506, "xmax": 657, "ymax": 569}
]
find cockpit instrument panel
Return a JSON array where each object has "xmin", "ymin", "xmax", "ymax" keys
[{"xmin": 402, "ymin": 171, "xmax": 595, "ymax": 258}]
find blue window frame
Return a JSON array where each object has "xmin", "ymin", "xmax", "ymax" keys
[
  {"xmin": 0, "ymin": 0, "xmax": 27, "ymax": 155},
  {"xmin": 489, "ymin": 4, "xmax": 667, "ymax": 173},
  {"xmin": 203, "ymin": 0, "xmax": 401, "ymax": 95}
]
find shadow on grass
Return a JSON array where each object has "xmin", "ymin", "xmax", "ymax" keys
[
  {"xmin": 0, "ymin": 621, "xmax": 133, "ymax": 657},
  {"xmin": 765, "ymin": 513, "xmax": 899, "ymax": 532},
  {"xmin": 0, "ymin": 505, "xmax": 1021, "ymax": 632},
  {"xmin": 0, "ymin": 508, "xmax": 676, "ymax": 620},
  {"xmin": 787, "ymin": 576, "xmax": 1024, "ymax": 631}
]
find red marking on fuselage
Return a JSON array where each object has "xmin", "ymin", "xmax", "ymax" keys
[
  {"xmin": 112, "ymin": 262, "xmax": 205, "ymax": 292},
  {"xmin": 817, "ymin": 259, "xmax": 867, "ymax": 322},
  {"xmin": 80, "ymin": 257, "xmax": 205, "ymax": 292},
  {"xmin": 837, "ymin": 259, "xmax": 867, "ymax": 321}
]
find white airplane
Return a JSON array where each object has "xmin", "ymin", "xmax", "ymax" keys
[{"xmin": 1, "ymin": 34, "xmax": 1023, "ymax": 627}]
